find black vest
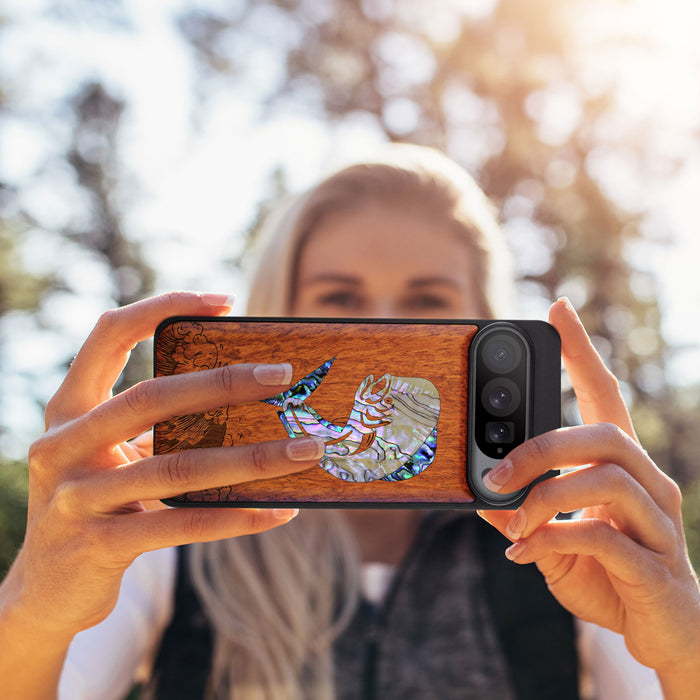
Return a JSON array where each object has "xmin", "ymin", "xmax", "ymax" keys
[{"xmin": 148, "ymin": 514, "xmax": 579, "ymax": 699}]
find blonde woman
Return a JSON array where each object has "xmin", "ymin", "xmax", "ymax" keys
[{"xmin": 0, "ymin": 146, "xmax": 698, "ymax": 699}]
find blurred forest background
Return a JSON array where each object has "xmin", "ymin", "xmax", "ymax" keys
[{"xmin": 1, "ymin": 0, "xmax": 700, "ymax": 574}]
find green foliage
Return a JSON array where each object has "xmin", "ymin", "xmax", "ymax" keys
[
  {"xmin": 0, "ymin": 224, "xmax": 54, "ymax": 316},
  {"xmin": 0, "ymin": 460, "xmax": 28, "ymax": 577},
  {"xmin": 682, "ymin": 478, "xmax": 700, "ymax": 572}
]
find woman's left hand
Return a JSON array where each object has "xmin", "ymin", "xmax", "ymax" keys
[{"xmin": 478, "ymin": 298, "xmax": 700, "ymax": 696}]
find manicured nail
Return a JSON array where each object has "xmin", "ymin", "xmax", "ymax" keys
[
  {"xmin": 505, "ymin": 541, "xmax": 527, "ymax": 561},
  {"xmin": 273, "ymin": 508, "xmax": 299, "ymax": 521},
  {"xmin": 483, "ymin": 460, "xmax": 512, "ymax": 493},
  {"xmin": 286, "ymin": 437, "xmax": 326, "ymax": 461},
  {"xmin": 506, "ymin": 509, "xmax": 527, "ymax": 540},
  {"xmin": 199, "ymin": 293, "xmax": 236, "ymax": 309},
  {"xmin": 557, "ymin": 296, "xmax": 578, "ymax": 319},
  {"xmin": 254, "ymin": 363, "xmax": 293, "ymax": 386}
]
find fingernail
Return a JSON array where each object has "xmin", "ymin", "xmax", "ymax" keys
[
  {"xmin": 273, "ymin": 508, "xmax": 299, "ymax": 521},
  {"xmin": 506, "ymin": 509, "xmax": 527, "ymax": 540},
  {"xmin": 254, "ymin": 363, "xmax": 293, "ymax": 386},
  {"xmin": 505, "ymin": 541, "xmax": 527, "ymax": 561},
  {"xmin": 286, "ymin": 437, "xmax": 326, "ymax": 461},
  {"xmin": 483, "ymin": 460, "xmax": 512, "ymax": 493},
  {"xmin": 557, "ymin": 296, "xmax": 578, "ymax": 319},
  {"xmin": 199, "ymin": 293, "xmax": 236, "ymax": 309}
]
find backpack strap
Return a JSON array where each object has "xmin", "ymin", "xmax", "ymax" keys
[{"xmin": 477, "ymin": 516, "xmax": 580, "ymax": 700}]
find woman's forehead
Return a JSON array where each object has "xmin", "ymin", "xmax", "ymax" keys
[{"xmin": 298, "ymin": 203, "xmax": 472, "ymax": 278}]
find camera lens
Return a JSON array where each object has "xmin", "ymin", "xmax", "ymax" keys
[
  {"xmin": 482, "ymin": 334, "xmax": 523, "ymax": 374},
  {"xmin": 486, "ymin": 421, "xmax": 514, "ymax": 444},
  {"xmin": 489, "ymin": 387, "xmax": 510, "ymax": 411},
  {"xmin": 481, "ymin": 378, "xmax": 521, "ymax": 417}
]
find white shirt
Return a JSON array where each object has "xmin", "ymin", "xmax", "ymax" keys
[
  {"xmin": 59, "ymin": 548, "xmax": 663, "ymax": 700},
  {"xmin": 59, "ymin": 548, "xmax": 176, "ymax": 700}
]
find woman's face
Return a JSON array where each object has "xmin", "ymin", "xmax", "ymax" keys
[{"xmin": 292, "ymin": 202, "xmax": 485, "ymax": 319}]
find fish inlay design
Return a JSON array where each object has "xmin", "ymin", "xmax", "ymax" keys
[{"xmin": 263, "ymin": 358, "xmax": 440, "ymax": 483}]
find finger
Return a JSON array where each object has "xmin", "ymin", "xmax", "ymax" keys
[
  {"xmin": 483, "ymin": 423, "xmax": 681, "ymax": 515},
  {"xmin": 119, "ymin": 441, "xmax": 143, "ymax": 462},
  {"xmin": 120, "ymin": 431, "xmax": 152, "ymax": 461},
  {"xmin": 128, "ymin": 431, "xmax": 153, "ymax": 459},
  {"xmin": 504, "ymin": 464, "xmax": 676, "ymax": 554},
  {"xmin": 47, "ymin": 292, "xmax": 234, "ymax": 424},
  {"xmin": 503, "ymin": 518, "xmax": 662, "ymax": 588},
  {"xmin": 66, "ymin": 362, "xmax": 293, "ymax": 453},
  {"xmin": 86, "ymin": 437, "xmax": 326, "ymax": 507},
  {"xmin": 476, "ymin": 509, "xmax": 516, "ymax": 539},
  {"xmin": 548, "ymin": 298, "xmax": 636, "ymax": 439},
  {"xmin": 109, "ymin": 506, "xmax": 301, "ymax": 558}
]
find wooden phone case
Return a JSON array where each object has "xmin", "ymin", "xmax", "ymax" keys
[{"xmin": 153, "ymin": 317, "xmax": 559, "ymax": 508}]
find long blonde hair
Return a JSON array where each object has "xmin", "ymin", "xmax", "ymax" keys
[
  {"xmin": 188, "ymin": 512, "xmax": 359, "ymax": 700},
  {"xmin": 188, "ymin": 145, "xmax": 513, "ymax": 699}
]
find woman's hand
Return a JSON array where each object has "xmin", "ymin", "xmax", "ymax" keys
[
  {"xmin": 1, "ymin": 292, "xmax": 325, "ymax": 645},
  {"xmin": 478, "ymin": 298, "xmax": 700, "ymax": 696}
]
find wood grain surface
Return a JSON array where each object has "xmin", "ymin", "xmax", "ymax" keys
[{"xmin": 154, "ymin": 319, "xmax": 479, "ymax": 506}]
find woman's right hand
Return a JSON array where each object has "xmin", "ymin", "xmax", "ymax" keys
[{"xmin": 1, "ymin": 292, "xmax": 324, "ymax": 642}]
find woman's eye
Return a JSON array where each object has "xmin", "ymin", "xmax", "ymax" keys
[
  {"xmin": 403, "ymin": 294, "xmax": 450, "ymax": 311},
  {"xmin": 316, "ymin": 290, "xmax": 365, "ymax": 310}
]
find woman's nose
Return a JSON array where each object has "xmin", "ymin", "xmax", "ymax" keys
[{"xmin": 365, "ymin": 300, "xmax": 398, "ymax": 318}]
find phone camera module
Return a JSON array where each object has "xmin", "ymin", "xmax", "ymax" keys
[
  {"xmin": 482, "ymin": 334, "xmax": 523, "ymax": 374},
  {"xmin": 471, "ymin": 324, "xmax": 531, "ymax": 463},
  {"xmin": 486, "ymin": 421, "xmax": 515, "ymax": 444}
]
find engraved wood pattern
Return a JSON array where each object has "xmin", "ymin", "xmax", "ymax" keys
[{"xmin": 154, "ymin": 319, "xmax": 479, "ymax": 505}]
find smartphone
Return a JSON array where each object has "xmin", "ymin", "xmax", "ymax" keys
[{"xmin": 153, "ymin": 317, "xmax": 560, "ymax": 509}]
